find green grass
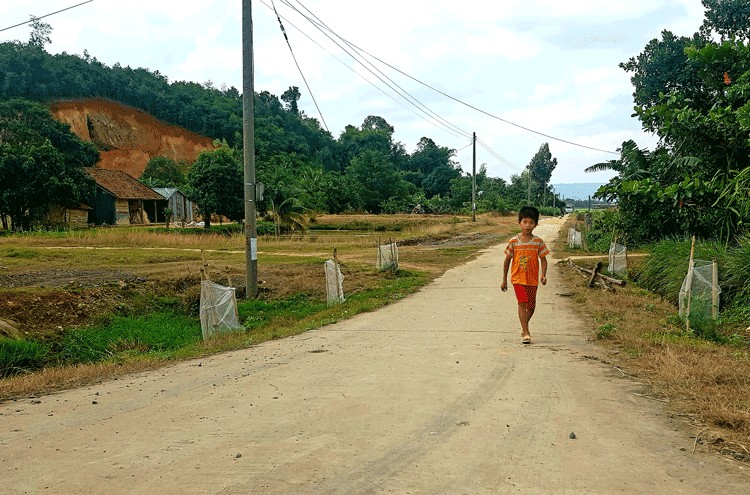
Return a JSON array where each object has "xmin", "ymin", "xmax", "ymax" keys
[
  {"xmin": 0, "ymin": 338, "xmax": 51, "ymax": 377},
  {"xmin": 17, "ymin": 268, "xmax": 430, "ymax": 370},
  {"xmin": 57, "ymin": 312, "xmax": 202, "ymax": 364}
]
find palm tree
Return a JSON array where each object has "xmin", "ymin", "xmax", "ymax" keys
[{"xmin": 584, "ymin": 140, "xmax": 651, "ymax": 180}]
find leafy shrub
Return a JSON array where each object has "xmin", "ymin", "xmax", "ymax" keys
[{"xmin": 0, "ymin": 338, "xmax": 50, "ymax": 377}]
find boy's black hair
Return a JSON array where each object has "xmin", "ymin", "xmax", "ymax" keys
[{"xmin": 518, "ymin": 206, "xmax": 540, "ymax": 223}]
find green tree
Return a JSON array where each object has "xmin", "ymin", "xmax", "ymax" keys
[
  {"xmin": 700, "ymin": 0, "xmax": 750, "ymax": 41},
  {"xmin": 345, "ymin": 150, "xmax": 411, "ymax": 213},
  {"xmin": 409, "ymin": 137, "xmax": 458, "ymax": 196},
  {"xmin": 28, "ymin": 16, "xmax": 52, "ymax": 48},
  {"xmin": 362, "ymin": 115, "xmax": 395, "ymax": 137},
  {"xmin": 0, "ymin": 99, "xmax": 98, "ymax": 229},
  {"xmin": 281, "ymin": 86, "xmax": 301, "ymax": 114},
  {"xmin": 527, "ymin": 143, "xmax": 558, "ymax": 195},
  {"xmin": 139, "ymin": 156, "xmax": 185, "ymax": 188},
  {"xmin": 186, "ymin": 147, "xmax": 243, "ymax": 229}
]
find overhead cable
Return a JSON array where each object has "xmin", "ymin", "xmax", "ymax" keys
[
  {"xmin": 267, "ymin": 1, "xmax": 471, "ymax": 141},
  {"xmin": 286, "ymin": 5, "xmax": 617, "ymax": 155},
  {"xmin": 270, "ymin": 0, "xmax": 330, "ymax": 133},
  {"xmin": 0, "ymin": 1, "xmax": 94, "ymax": 33},
  {"xmin": 283, "ymin": 0, "xmax": 473, "ymax": 141}
]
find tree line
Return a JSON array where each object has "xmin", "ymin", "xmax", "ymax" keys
[
  {"xmin": 0, "ymin": 19, "xmax": 562, "ymax": 229},
  {"xmin": 589, "ymin": 0, "xmax": 750, "ymax": 246}
]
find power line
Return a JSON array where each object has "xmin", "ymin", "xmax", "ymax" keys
[
  {"xmin": 270, "ymin": 0, "xmax": 329, "ymax": 133},
  {"xmin": 302, "ymin": 23, "xmax": 619, "ymax": 155},
  {"xmin": 259, "ymin": 1, "xmax": 460, "ymax": 140},
  {"xmin": 283, "ymin": 0, "xmax": 473, "ymax": 141},
  {"xmin": 477, "ymin": 139, "xmax": 524, "ymax": 173},
  {"xmin": 0, "ymin": 1, "xmax": 94, "ymax": 33},
  {"xmin": 267, "ymin": 1, "xmax": 472, "ymax": 141}
]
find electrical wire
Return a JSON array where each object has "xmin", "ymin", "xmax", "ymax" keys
[
  {"xmin": 285, "ymin": 4, "xmax": 617, "ymax": 155},
  {"xmin": 268, "ymin": 1, "xmax": 472, "ymax": 141},
  {"xmin": 259, "ymin": 1, "xmax": 462, "ymax": 141},
  {"xmin": 270, "ymin": 0, "xmax": 330, "ymax": 134},
  {"xmin": 477, "ymin": 139, "xmax": 524, "ymax": 172},
  {"xmin": 283, "ymin": 0, "xmax": 473, "ymax": 141},
  {"xmin": 0, "ymin": 1, "xmax": 94, "ymax": 33}
]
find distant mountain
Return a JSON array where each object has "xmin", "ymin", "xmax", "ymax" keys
[{"xmin": 551, "ymin": 182, "xmax": 607, "ymax": 201}]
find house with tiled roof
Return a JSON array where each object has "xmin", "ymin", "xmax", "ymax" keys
[{"xmin": 84, "ymin": 168, "xmax": 165, "ymax": 225}]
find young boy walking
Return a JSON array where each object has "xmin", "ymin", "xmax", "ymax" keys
[{"xmin": 501, "ymin": 206, "xmax": 549, "ymax": 344}]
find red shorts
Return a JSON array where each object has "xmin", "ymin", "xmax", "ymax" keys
[{"xmin": 513, "ymin": 284, "xmax": 537, "ymax": 305}]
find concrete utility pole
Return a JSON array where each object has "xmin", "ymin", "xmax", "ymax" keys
[
  {"xmin": 472, "ymin": 132, "xmax": 476, "ymax": 222},
  {"xmin": 242, "ymin": 0, "xmax": 258, "ymax": 298}
]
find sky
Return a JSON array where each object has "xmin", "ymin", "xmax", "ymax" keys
[{"xmin": 1, "ymin": 0, "xmax": 709, "ymax": 187}]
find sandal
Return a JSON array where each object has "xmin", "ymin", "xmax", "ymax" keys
[{"xmin": 522, "ymin": 335, "xmax": 531, "ymax": 344}]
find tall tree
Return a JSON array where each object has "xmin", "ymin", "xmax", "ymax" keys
[
  {"xmin": 527, "ymin": 143, "xmax": 558, "ymax": 197},
  {"xmin": 139, "ymin": 156, "xmax": 185, "ymax": 188},
  {"xmin": 281, "ymin": 86, "xmax": 301, "ymax": 114},
  {"xmin": 28, "ymin": 16, "xmax": 52, "ymax": 48},
  {"xmin": 186, "ymin": 146, "xmax": 243, "ymax": 228}
]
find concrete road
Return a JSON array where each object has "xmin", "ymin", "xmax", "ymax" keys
[{"xmin": 2, "ymin": 217, "xmax": 747, "ymax": 494}]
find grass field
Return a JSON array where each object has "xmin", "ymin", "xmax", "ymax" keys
[{"xmin": 0, "ymin": 212, "xmax": 519, "ymax": 399}]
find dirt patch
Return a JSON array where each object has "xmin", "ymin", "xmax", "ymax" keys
[
  {"xmin": 0, "ymin": 285, "xmax": 127, "ymax": 340},
  {"xmin": 50, "ymin": 99, "xmax": 216, "ymax": 178},
  {"xmin": 399, "ymin": 232, "xmax": 504, "ymax": 248},
  {"xmin": 0, "ymin": 269, "xmax": 140, "ymax": 289}
]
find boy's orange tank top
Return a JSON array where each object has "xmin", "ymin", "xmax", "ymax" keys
[{"xmin": 505, "ymin": 235, "xmax": 549, "ymax": 286}]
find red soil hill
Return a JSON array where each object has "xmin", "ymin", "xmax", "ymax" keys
[{"xmin": 50, "ymin": 99, "xmax": 216, "ymax": 178}]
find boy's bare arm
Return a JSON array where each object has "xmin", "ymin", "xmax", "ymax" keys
[
  {"xmin": 540, "ymin": 256, "xmax": 547, "ymax": 285},
  {"xmin": 501, "ymin": 255, "xmax": 511, "ymax": 291}
]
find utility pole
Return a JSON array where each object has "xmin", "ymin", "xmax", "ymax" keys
[
  {"xmin": 472, "ymin": 132, "xmax": 476, "ymax": 222},
  {"xmin": 242, "ymin": 0, "xmax": 258, "ymax": 298}
]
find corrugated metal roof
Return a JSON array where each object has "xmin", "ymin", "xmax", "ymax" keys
[
  {"xmin": 152, "ymin": 188, "xmax": 187, "ymax": 200},
  {"xmin": 84, "ymin": 168, "xmax": 165, "ymax": 200}
]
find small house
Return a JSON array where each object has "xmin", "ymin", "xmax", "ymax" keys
[
  {"xmin": 46, "ymin": 202, "xmax": 92, "ymax": 228},
  {"xmin": 84, "ymin": 168, "xmax": 164, "ymax": 225},
  {"xmin": 152, "ymin": 188, "xmax": 195, "ymax": 225}
]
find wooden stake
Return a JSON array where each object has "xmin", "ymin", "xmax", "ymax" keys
[
  {"xmin": 226, "ymin": 266, "xmax": 233, "ymax": 288},
  {"xmin": 712, "ymin": 258, "xmax": 719, "ymax": 320},
  {"xmin": 333, "ymin": 248, "xmax": 341, "ymax": 303},
  {"xmin": 201, "ymin": 249, "xmax": 210, "ymax": 281},
  {"xmin": 686, "ymin": 236, "xmax": 696, "ymax": 332}
]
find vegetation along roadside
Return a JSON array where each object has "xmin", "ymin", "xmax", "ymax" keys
[
  {"xmin": 556, "ymin": 213, "xmax": 750, "ymax": 463},
  {"xmin": 0, "ymin": 213, "xmax": 518, "ymax": 401}
]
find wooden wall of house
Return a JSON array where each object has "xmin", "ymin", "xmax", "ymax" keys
[
  {"xmin": 67, "ymin": 209, "xmax": 89, "ymax": 227},
  {"xmin": 116, "ymin": 199, "xmax": 130, "ymax": 225},
  {"xmin": 46, "ymin": 205, "xmax": 89, "ymax": 228}
]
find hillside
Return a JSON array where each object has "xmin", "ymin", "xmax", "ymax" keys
[{"xmin": 49, "ymin": 99, "xmax": 216, "ymax": 178}]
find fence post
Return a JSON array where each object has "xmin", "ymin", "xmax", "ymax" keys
[
  {"xmin": 685, "ymin": 236, "xmax": 696, "ymax": 332},
  {"xmin": 712, "ymin": 258, "xmax": 719, "ymax": 320},
  {"xmin": 333, "ymin": 248, "xmax": 341, "ymax": 302}
]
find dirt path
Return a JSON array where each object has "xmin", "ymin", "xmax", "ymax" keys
[{"xmin": 2, "ymin": 217, "xmax": 747, "ymax": 494}]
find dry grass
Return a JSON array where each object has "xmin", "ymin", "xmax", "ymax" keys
[
  {"xmin": 0, "ymin": 360, "xmax": 168, "ymax": 399},
  {"xmin": 1, "ymin": 213, "xmax": 517, "ymax": 401},
  {"xmin": 557, "ymin": 234, "xmax": 750, "ymax": 461}
]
